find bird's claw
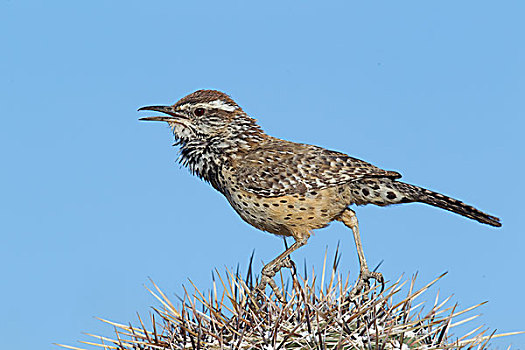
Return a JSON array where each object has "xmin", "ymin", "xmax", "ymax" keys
[
  {"xmin": 281, "ymin": 255, "xmax": 296, "ymax": 274},
  {"xmin": 349, "ymin": 269, "xmax": 384, "ymax": 299},
  {"xmin": 255, "ymin": 268, "xmax": 284, "ymax": 303},
  {"xmin": 255, "ymin": 257, "xmax": 296, "ymax": 303}
]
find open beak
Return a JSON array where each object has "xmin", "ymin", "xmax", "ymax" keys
[{"xmin": 138, "ymin": 105, "xmax": 186, "ymax": 122}]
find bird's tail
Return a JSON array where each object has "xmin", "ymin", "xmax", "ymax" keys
[
  {"xmin": 392, "ymin": 181, "xmax": 501, "ymax": 227},
  {"xmin": 351, "ymin": 178, "xmax": 501, "ymax": 227}
]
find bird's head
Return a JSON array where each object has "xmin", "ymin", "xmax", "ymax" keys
[
  {"xmin": 139, "ymin": 90, "xmax": 264, "ymax": 147},
  {"xmin": 139, "ymin": 90, "xmax": 266, "ymax": 181}
]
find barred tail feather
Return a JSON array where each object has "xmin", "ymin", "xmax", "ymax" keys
[{"xmin": 393, "ymin": 181, "xmax": 502, "ymax": 227}]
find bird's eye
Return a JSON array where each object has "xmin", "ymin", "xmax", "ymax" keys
[{"xmin": 194, "ymin": 108, "xmax": 205, "ymax": 117}]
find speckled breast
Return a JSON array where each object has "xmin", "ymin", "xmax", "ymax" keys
[{"xmin": 218, "ymin": 172, "xmax": 354, "ymax": 237}]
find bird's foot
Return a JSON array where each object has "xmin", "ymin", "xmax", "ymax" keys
[
  {"xmin": 280, "ymin": 255, "xmax": 296, "ymax": 274},
  {"xmin": 255, "ymin": 256, "xmax": 295, "ymax": 303},
  {"xmin": 349, "ymin": 269, "xmax": 384, "ymax": 300}
]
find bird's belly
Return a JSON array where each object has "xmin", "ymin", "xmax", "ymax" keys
[{"xmin": 223, "ymin": 185, "xmax": 352, "ymax": 236}]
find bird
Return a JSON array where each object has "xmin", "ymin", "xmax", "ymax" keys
[{"xmin": 139, "ymin": 89, "xmax": 501, "ymax": 300}]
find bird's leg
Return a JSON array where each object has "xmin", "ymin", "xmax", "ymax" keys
[
  {"xmin": 280, "ymin": 238, "xmax": 298, "ymax": 276},
  {"xmin": 256, "ymin": 234, "xmax": 309, "ymax": 302},
  {"xmin": 338, "ymin": 208, "xmax": 384, "ymax": 297}
]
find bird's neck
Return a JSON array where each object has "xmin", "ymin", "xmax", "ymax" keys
[{"xmin": 178, "ymin": 119, "xmax": 266, "ymax": 186}]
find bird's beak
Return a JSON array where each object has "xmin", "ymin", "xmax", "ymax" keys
[{"xmin": 138, "ymin": 105, "xmax": 186, "ymax": 122}]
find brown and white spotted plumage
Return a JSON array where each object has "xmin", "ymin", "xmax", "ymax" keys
[{"xmin": 139, "ymin": 90, "xmax": 501, "ymax": 300}]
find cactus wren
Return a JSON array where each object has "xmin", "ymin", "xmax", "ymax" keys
[{"xmin": 139, "ymin": 90, "xmax": 501, "ymax": 300}]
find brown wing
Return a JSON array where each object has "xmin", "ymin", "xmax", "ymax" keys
[{"xmin": 235, "ymin": 139, "xmax": 401, "ymax": 197}]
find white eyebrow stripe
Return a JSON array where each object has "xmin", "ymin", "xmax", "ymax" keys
[
  {"xmin": 179, "ymin": 100, "xmax": 238, "ymax": 112},
  {"xmin": 203, "ymin": 100, "xmax": 238, "ymax": 112}
]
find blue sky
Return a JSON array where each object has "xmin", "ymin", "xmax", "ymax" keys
[{"xmin": 1, "ymin": 1, "xmax": 524, "ymax": 348}]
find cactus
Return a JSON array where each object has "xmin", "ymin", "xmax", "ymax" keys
[{"xmin": 60, "ymin": 251, "xmax": 522, "ymax": 350}]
